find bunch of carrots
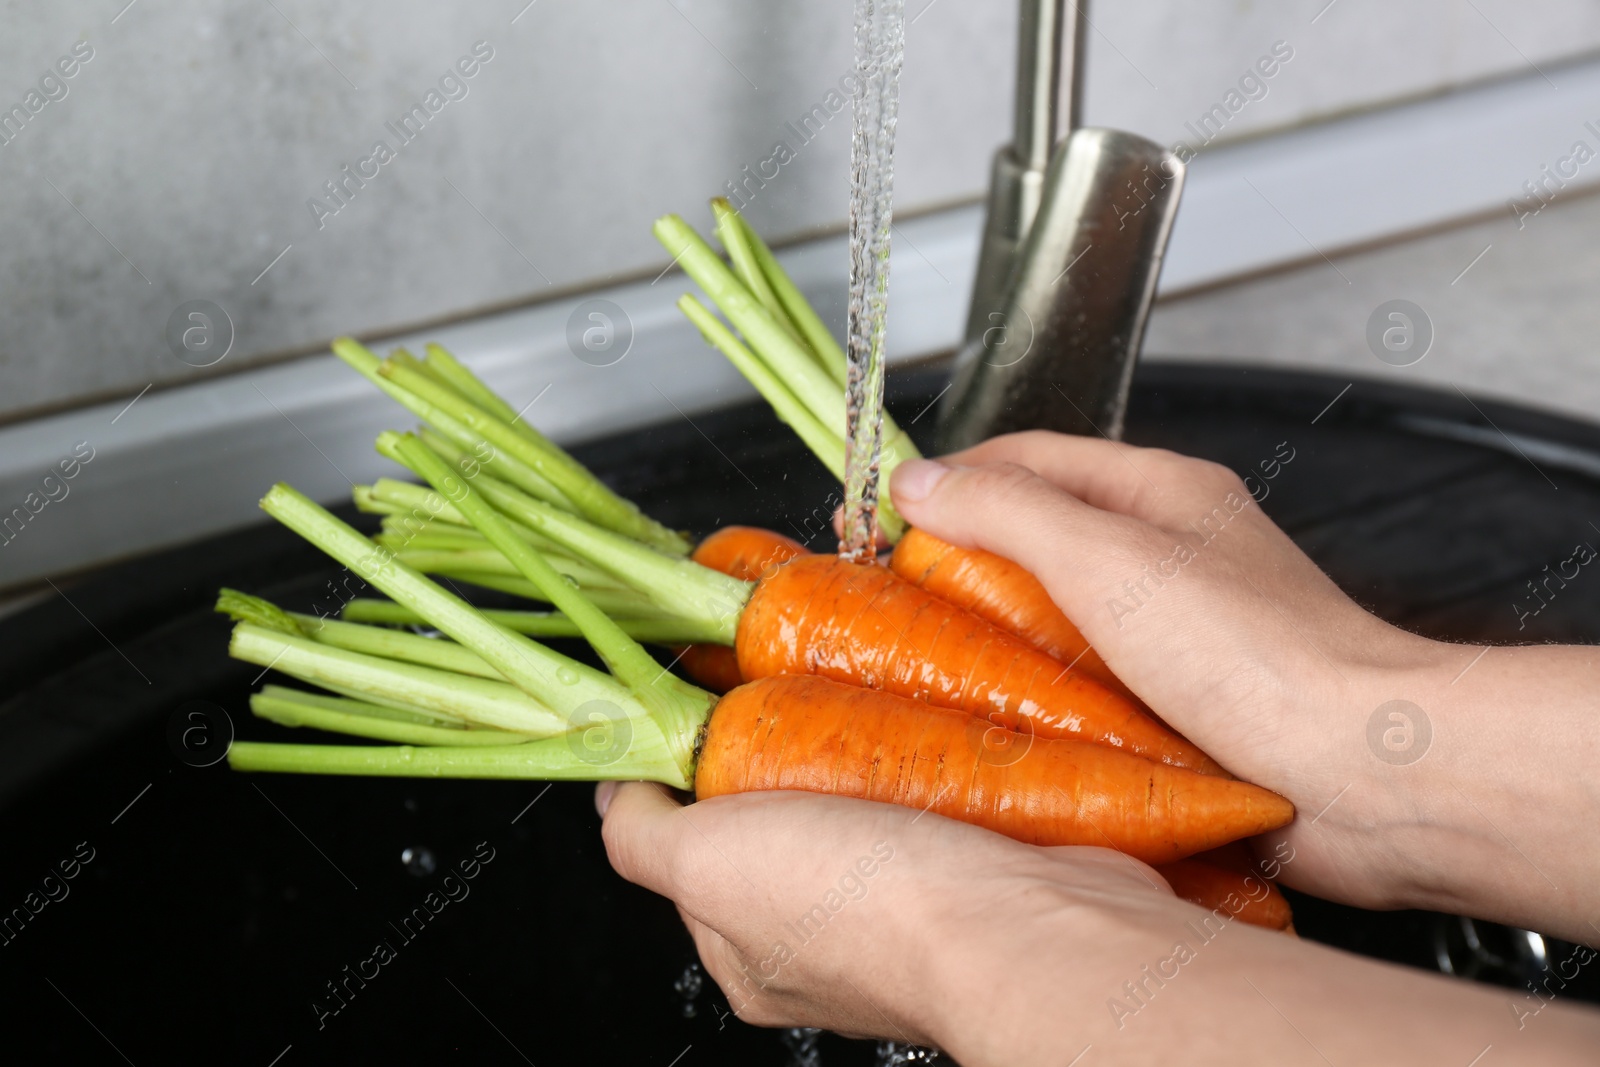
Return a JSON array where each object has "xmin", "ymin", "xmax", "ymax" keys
[{"xmin": 221, "ymin": 205, "xmax": 1297, "ymax": 932}]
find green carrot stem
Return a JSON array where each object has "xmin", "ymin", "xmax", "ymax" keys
[
  {"xmin": 388, "ymin": 547, "xmax": 629, "ymax": 592},
  {"xmin": 363, "ymin": 479, "xmax": 468, "ymax": 526},
  {"xmin": 389, "ymin": 347, "xmax": 453, "ymax": 390},
  {"xmin": 655, "ymin": 214, "xmax": 847, "ymax": 442},
  {"xmin": 441, "ymin": 546, "xmax": 727, "ymax": 629},
  {"xmin": 375, "ymin": 527, "xmax": 493, "ymax": 552},
  {"xmin": 331, "ymin": 338, "xmax": 577, "ymax": 513},
  {"xmin": 247, "ymin": 492, "xmax": 706, "ymax": 786},
  {"xmin": 659, "ymin": 213, "xmax": 923, "ymax": 542},
  {"xmin": 258, "ymin": 483, "xmax": 638, "ymax": 721},
  {"xmin": 421, "ymin": 343, "xmax": 526, "ymax": 427},
  {"xmin": 216, "ymin": 588, "xmax": 508, "ymax": 682},
  {"xmin": 377, "ymin": 526, "xmax": 612, "ymax": 585},
  {"xmin": 284, "ymin": 614, "xmax": 504, "ymax": 680},
  {"xmin": 353, "ymin": 484, "xmax": 393, "ymax": 516},
  {"xmin": 376, "ymin": 525, "xmax": 571, "ymax": 566},
  {"xmin": 368, "ymin": 478, "xmax": 629, "ymax": 591},
  {"xmin": 421, "ymin": 569, "xmax": 670, "ymax": 619},
  {"xmin": 230, "ymin": 622, "xmax": 565, "ymax": 735},
  {"xmin": 389, "ymin": 433, "xmax": 707, "ymax": 726},
  {"xmin": 251, "ymin": 689, "xmax": 526, "ymax": 746},
  {"xmin": 379, "ymin": 434, "xmax": 750, "ymax": 643},
  {"xmin": 723, "ymin": 201, "xmax": 849, "ymax": 386},
  {"xmin": 216, "ymin": 587, "xmax": 303, "ymax": 635},
  {"xmin": 340, "ymin": 599, "xmax": 727, "ymax": 645},
  {"xmin": 256, "ymin": 685, "xmax": 465, "ymax": 728},
  {"xmin": 414, "ymin": 430, "xmax": 581, "ymax": 551},
  {"xmin": 390, "ymin": 433, "xmax": 710, "ymax": 782},
  {"xmin": 228, "ymin": 732, "xmax": 691, "ymax": 785},
  {"xmin": 377, "ymin": 523, "xmax": 478, "ymax": 547},
  {"xmin": 712, "ymin": 199, "xmax": 810, "ymax": 355},
  {"xmin": 375, "ymin": 356, "xmax": 689, "ymax": 556},
  {"xmin": 679, "ymin": 294, "xmax": 845, "ymax": 481}
]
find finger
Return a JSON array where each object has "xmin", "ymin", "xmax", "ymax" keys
[
  {"xmin": 1038, "ymin": 844, "xmax": 1175, "ymax": 897},
  {"xmin": 599, "ymin": 781, "xmax": 691, "ymax": 897},
  {"xmin": 940, "ymin": 431, "xmax": 1235, "ymax": 528},
  {"xmin": 889, "ymin": 458, "xmax": 1166, "ymax": 627}
]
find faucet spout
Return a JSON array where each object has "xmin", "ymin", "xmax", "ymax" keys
[
  {"xmin": 960, "ymin": 0, "xmax": 1082, "ymax": 349},
  {"xmin": 938, "ymin": 127, "xmax": 1185, "ymax": 450}
]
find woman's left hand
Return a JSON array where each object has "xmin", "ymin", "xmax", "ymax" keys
[{"xmin": 596, "ymin": 781, "xmax": 1177, "ymax": 1051}]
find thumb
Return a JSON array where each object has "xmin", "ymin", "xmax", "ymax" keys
[
  {"xmin": 599, "ymin": 781, "xmax": 691, "ymax": 897},
  {"xmin": 888, "ymin": 458, "xmax": 1162, "ymax": 630}
]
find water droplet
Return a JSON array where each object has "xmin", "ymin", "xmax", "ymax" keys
[
  {"xmin": 876, "ymin": 1042, "xmax": 941, "ymax": 1065},
  {"xmin": 673, "ymin": 961, "xmax": 704, "ymax": 1018},
  {"xmin": 400, "ymin": 846, "xmax": 436, "ymax": 877},
  {"xmin": 782, "ymin": 1028, "xmax": 824, "ymax": 1067},
  {"xmin": 557, "ymin": 666, "xmax": 580, "ymax": 685}
]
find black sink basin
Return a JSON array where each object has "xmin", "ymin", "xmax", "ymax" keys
[{"xmin": 1, "ymin": 362, "xmax": 1597, "ymax": 1065}]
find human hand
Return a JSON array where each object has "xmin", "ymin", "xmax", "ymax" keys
[
  {"xmin": 598, "ymin": 780, "xmax": 1600, "ymax": 1065},
  {"xmin": 595, "ymin": 780, "xmax": 1177, "ymax": 1047},
  {"xmin": 887, "ymin": 433, "xmax": 1459, "ymax": 912}
]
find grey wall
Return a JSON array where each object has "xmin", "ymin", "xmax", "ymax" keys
[
  {"xmin": 1087, "ymin": 0, "xmax": 1600, "ymax": 149},
  {"xmin": 3, "ymin": 0, "xmax": 1598, "ymax": 424}
]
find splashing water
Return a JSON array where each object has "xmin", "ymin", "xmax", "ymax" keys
[
  {"xmin": 839, "ymin": 0, "xmax": 907, "ymax": 563},
  {"xmin": 782, "ymin": 1026, "xmax": 825, "ymax": 1067},
  {"xmin": 875, "ymin": 1041, "xmax": 942, "ymax": 1064},
  {"xmin": 673, "ymin": 960, "xmax": 705, "ymax": 1018}
]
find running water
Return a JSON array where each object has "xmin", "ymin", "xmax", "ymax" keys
[{"xmin": 838, "ymin": 0, "xmax": 907, "ymax": 562}]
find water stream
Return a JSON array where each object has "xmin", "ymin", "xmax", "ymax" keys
[{"xmin": 838, "ymin": 0, "xmax": 907, "ymax": 562}]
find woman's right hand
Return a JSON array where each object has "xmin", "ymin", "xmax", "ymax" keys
[{"xmin": 890, "ymin": 432, "xmax": 1600, "ymax": 942}]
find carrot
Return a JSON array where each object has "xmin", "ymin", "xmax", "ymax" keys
[
  {"xmin": 674, "ymin": 644, "xmax": 746, "ymax": 694},
  {"xmin": 325, "ymin": 338, "xmax": 1228, "ymax": 776},
  {"xmin": 696, "ymin": 676, "xmax": 1291, "ymax": 864},
  {"xmin": 692, "ymin": 525, "xmax": 810, "ymax": 581},
  {"xmin": 676, "ymin": 526, "xmax": 813, "ymax": 692},
  {"xmin": 1153, "ymin": 857, "xmax": 1294, "ymax": 931},
  {"xmin": 735, "ymin": 555, "xmax": 1227, "ymax": 776},
  {"xmin": 231, "ymin": 486, "xmax": 1288, "ymax": 862},
  {"xmin": 890, "ymin": 527, "xmax": 1139, "ymax": 703},
  {"xmin": 232, "ymin": 670, "xmax": 1293, "ymax": 865},
  {"xmin": 657, "ymin": 212, "xmax": 1145, "ymax": 704},
  {"xmin": 697, "ymin": 526, "xmax": 1143, "ymax": 708}
]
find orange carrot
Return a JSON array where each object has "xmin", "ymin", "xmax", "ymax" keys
[
  {"xmin": 697, "ymin": 675, "xmax": 1293, "ymax": 864},
  {"xmin": 676, "ymin": 527, "xmax": 814, "ymax": 693},
  {"xmin": 1153, "ymin": 858, "xmax": 1294, "ymax": 930},
  {"xmin": 734, "ymin": 555, "xmax": 1227, "ymax": 776},
  {"xmin": 674, "ymin": 644, "xmax": 746, "ymax": 694},
  {"xmin": 693, "ymin": 525, "xmax": 810, "ymax": 581},
  {"xmin": 890, "ymin": 527, "xmax": 1139, "ymax": 703}
]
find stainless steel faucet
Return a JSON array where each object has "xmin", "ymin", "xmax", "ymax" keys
[
  {"xmin": 958, "ymin": 0, "xmax": 1085, "ymax": 350},
  {"xmin": 937, "ymin": 1, "xmax": 1185, "ymax": 451}
]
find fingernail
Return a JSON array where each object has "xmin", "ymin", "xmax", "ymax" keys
[
  {"xmin": 595, "ymin": 781, "xmax": 618, "ymax": 817},
  {"xmin": 891, "ymin": 458, "xmax": 950, "ymax": 504}
]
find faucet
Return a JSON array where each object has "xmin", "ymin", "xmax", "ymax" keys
[{"xmin": 937, "ymin": 0, "xmax": 1185, "ymax": 451}]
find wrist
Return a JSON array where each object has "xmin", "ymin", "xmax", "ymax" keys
[
  {"xmin": 908, "ymin": 857, "xmax": 1192, "ymax": 1066},
  {"xmin": 903, "ymin": 860, "xmax": 1081, "ymax": 1062},
  {"xmin": 1358, "ymin": 641, "xmax": 1600, "ymax": 935},
  {"xmin": 1270, "ymin": 627, "xmax": 1457, "ymax": 910}
]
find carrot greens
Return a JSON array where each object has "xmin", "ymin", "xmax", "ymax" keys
[{"xmin": 654, "ymin": 205, "xmax": 922, "ymax": 540}]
